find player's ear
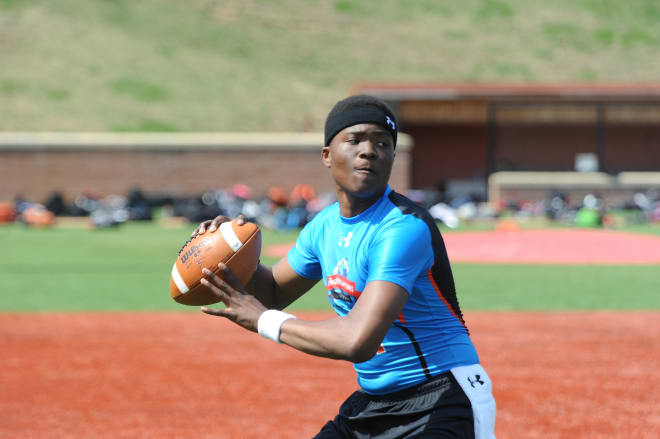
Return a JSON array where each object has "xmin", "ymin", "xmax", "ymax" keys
[{"xmin": 321, "ymin": 146, "xmax": 331, "ymax": 168}]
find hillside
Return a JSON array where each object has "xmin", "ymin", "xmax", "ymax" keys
[{"xmin": 1, "ymin": 0, "xmax": 659, "ymax": 132}]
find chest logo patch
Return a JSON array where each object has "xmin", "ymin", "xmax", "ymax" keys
[
  {"xmin": 326, "ymin": 258, "xmax": 361, "ymax": 303},
  {"xmin": 338, "ymin": 231, "xmax": 353, "ymax": 248}
]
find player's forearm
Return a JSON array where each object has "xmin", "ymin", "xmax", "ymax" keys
[
  {"xmin": 243, "ymin": 264, "xmax": 298, "ymax": 310},
  {"xmin": 272, "ymin": 281, "xmax": 408, "ymax": 363},
  {"xmin": 243, "ymin": 264, "xmax": 278, "ymax": 308},
  {"xmin": 278, "ymin": 316, "xmax": 379, "ymax": 363},
  {"xmin": 244, "ymin": 260, "xmax": 316, "ymax": 311}
]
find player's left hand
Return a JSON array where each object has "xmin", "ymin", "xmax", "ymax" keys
[{"xmin": 200, "ymin": 263, "xmax": 267, "ymax": 332}]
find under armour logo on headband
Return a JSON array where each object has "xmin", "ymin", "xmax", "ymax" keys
[
  {"xmin": 386, "ymin": 116, "xmax": 396, "ymax": 130},
  {"xmin": 324, "ymin": 95, "xmax": 398, "ymax": 146}
]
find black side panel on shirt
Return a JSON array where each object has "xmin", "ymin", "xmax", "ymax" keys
[
  {"xmin": 393, "ymin": 322, "xmax": 433, "ymax": 380},
  {"xmin": 387, "ymin": 191, "xmax": 467, "ymax": 328}
]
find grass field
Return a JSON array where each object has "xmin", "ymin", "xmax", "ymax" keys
[
  {"xmin": 1, "ymin": 221, "xmax": 658, "ymax": 312},
  {"xmin": 2, "ymin": 0, "xmax": 660, "ymax": 132}
]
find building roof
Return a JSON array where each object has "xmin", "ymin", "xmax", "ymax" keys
[{"xmin": 351, "ymin": 82, "xmax": 660, "ymax": 102}]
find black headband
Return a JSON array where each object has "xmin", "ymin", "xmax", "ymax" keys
[{"xmin": 324, "ymin": 106, "xmax": 398, "ymax": 147}]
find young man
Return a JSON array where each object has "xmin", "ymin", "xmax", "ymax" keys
[{"xmin": 194, "ymin": 95, "xmax": 496, "ymax": 438}]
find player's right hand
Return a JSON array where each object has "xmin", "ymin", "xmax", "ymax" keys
[
  {"xmin": 200, "ymin": 263, "xmax": 266, "ymax": 332},
  {"xmin": 191, "ymin": 214, "xmax": 246, "ymax": 236}
]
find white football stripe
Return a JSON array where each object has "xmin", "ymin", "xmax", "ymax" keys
[
  {"xmin": 220, "ymin": 221, "xmax": 243, "ymax": 252},
  {"xmin": 171, "ymin": 263, "xmax": 189, "ymax": 294}
]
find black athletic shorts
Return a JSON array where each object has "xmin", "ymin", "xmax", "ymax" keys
[{"xmin": 313, "ymin": 372, "xmax": 475, "ymax": 439}]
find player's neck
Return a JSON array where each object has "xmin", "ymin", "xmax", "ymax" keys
[{"xmin": 336, "ymin": 188, "xmax": 385, "ymax": 218}]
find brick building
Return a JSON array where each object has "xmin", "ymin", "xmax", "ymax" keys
[
  {"xmin": 3, "ymin": 83, "xmax": 660, "ymax": 205},
  {"xmin": 0, "ymin": 132, "xmax": 412, "ymax": 202}
]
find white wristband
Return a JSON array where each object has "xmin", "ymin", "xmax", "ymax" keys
[{"xmin": 257, "ymin": 310, "xmax": 296, "ymax": 343}]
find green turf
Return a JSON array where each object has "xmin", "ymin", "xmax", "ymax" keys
[
  {"xmin": 2, "ymin": 0, "xmax": 660, "ymax": 132},
  {"xmin": 609, "ymin": 222, "xmax": 660, "ymax": 236},
  {"xmin": 1, "ymin": 222, "xmax": 658, "ymax": 311},
  {"xmin": 453, "ymin": 264, "xmax": 660, "ymax": 310}
]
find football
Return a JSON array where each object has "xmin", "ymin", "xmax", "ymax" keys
[{"xmin": 170, "ymin": 220, "xmax": 261, "ymax": 306}]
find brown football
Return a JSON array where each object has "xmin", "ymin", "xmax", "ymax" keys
[{"xmin": 170, "ymin": 220, "xmax": 261, "ymax": 306}]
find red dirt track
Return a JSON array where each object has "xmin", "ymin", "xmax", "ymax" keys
[
  {"xmin": 2, "ymin": 311, "xmax": 659, "ymax": 438},
  {"xmin": 442, "ymin": 229, "xmax": 660, "ymax": 264}
]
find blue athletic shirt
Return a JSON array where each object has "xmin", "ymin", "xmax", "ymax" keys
[{"xmin": 287, "ymin": 186, "xmax": 479, "ymax": 395}]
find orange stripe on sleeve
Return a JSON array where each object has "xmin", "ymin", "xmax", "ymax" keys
[{"xmin": 426, "ymin": 269, "xmax": 465, "ymax": 327}]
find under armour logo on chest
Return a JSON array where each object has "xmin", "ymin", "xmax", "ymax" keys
[{"xmin": 338, "ymin": 232, "xmax": 353, "ymax": 248}]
